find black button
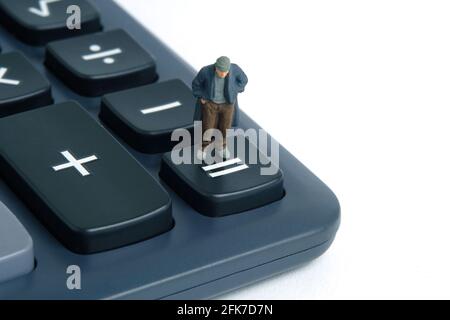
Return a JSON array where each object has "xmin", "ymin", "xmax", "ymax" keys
[
  {"xmin": 0, "ymin": 52, "xmax": 53, "ymax": 117},
  {"xmin": 0, "ymin": 0, "xmax": 102, "ymax": 45},
  {"xmin": 45, "ymin": 29, "xmax": 157, "ymax": 96},
  {"xmin": 159, "ymin": 136, "xmax": 285, "ymax": 217},
  {"xmin": 100, "ymin": 80, "xmax": 196, "ymax": 154},
  {"xmin": 0, "ymin": 101, "xmax": 173, "ymax": 254}
]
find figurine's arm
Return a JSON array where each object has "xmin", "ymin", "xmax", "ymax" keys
[
  {"xmin": 192, "ymin": 68, "xmax": 207, "ymax": 100},
  {"xmin": 235, "ymin": 65, "xmax": 248, "ymax": 93}
]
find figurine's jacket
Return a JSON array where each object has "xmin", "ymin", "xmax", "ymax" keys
[{"xmin": 192, "ymin": 63, "xmax": 248, "ymax": 126}]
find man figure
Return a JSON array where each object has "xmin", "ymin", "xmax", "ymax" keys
[{"xmin": 192, "ymin": 56, "xmax": 248, "ymax": 160}]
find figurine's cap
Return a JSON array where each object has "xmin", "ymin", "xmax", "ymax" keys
[{"xmin": 215, "ymin": 56, "xmax": 231, "ymax": 72}]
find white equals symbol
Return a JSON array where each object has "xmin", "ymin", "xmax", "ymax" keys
[
  {"xmin": 82, "ymin": 45, "xmax": 122, "ymax": 64},
  {"xmin": 202, "ymin": 158, "xmax": 249, "ymax": 178}
]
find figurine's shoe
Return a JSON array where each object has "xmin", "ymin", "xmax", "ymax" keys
[{"xmin": 216, "ymin": 148, "xmax": 231, "ymax": 159}]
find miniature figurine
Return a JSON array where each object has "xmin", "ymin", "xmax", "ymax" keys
[{"xmin": 192, "ymin": 56, "xmax": 248, "ymax": 160}]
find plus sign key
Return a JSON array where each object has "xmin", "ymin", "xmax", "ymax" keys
[
  {"xmin": 0, "ymin": 52, "xmax": 53, "ymax": 117},
  {"xmin": 0, "ymin": 101, "xmax": 173, "ymax": 254},
  {"xmin": 45, "ymin": 29, "xmax": 158, "ymax": 96},
  {"xmin": 0, "ymin": 0, "xmax": 102, "ymax": 45}
]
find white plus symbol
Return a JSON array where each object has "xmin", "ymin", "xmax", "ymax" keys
[{"xmin": 52, "ymin": 151, "xmax": 98, "ymax": 177}]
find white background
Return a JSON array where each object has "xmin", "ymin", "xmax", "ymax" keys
[{"xmin": 115, "ymin": 0, "xmax": 450, "ymax": 299}]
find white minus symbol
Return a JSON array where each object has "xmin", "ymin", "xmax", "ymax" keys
[
  {"xmin": 141, "ymin": 101, "xmax": 182, "ymax": 115},
  {"xmin": 82, "ymin": 48, "xmax": 123, "ymax": 61}
]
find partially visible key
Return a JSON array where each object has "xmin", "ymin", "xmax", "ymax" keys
[
  {"xmin": 0, "ymin": 202, "xmax": 34, "ymax": 283},
  {"xmin": 0, "ymin": 52, "xmax": 53, "ymax": 117},
  {"xmin": 0, "ymin": 0, "xmax": 102, "ymax": 45},
  {"xmin": 0, "ymin": 101, "xmax": 173, "ymax": 254}
]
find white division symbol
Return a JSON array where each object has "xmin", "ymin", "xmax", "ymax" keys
[
  {"xmin": 52, "ymin": 151, "xmax": 98, "ymax": 177},
  {"xmin": 202, "ymin": 158, "xmax": 249, "ymax": 178},
  {"xmin": 0, "ymin": 68, "xmax": 20, "ymax": 86},
  {"xmin": 29, "ymin": 0, "xmax": 62, "ymax": 17},
  {"xmin": 82, "ymin": 45, "xmax": 122, "ymax": 64}
]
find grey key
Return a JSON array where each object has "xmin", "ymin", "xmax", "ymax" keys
[{"xmin": 0, "ymin": 202, "xmax": 34, "ymax": 283}]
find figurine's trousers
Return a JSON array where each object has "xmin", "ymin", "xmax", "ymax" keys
[{"xmin": 201, "ymin": 101, "xmax": 235, "ymax": 150}]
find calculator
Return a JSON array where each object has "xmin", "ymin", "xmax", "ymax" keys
[{"xmin": 0, "ymin": 0, "xmax": 340, "ymax": 299}]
